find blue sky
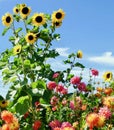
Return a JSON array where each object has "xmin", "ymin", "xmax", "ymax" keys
[{"xmin": 0, "ymin": 0, "xmax": 114, "ymax": 96}]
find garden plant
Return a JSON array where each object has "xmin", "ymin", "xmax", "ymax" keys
[{"xmin": 0, "ymin": 3, "xmax": 114, "ymax": 130}]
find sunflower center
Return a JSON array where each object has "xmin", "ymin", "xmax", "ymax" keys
[
  {"xmin": 35, "ymin": 16, "xmax": 43, "ymax": 23},
  {"xmin": 6, "ymin": 16, "xmax": 11, "ymax": 23},
  {"xmin": 16, "ymin": 9, "xmax": 19, "ymax": 13},
  {"xmin": 22, "ymin": 7, "xmax": 29, "ymax": 14},
  {"xmin": 107, "ymin": 73, "xmax": 111, "ymax": 79},
  {"xmin": 56, "ymin": 12, "xmax": 62, "ymax": 19},
  {"xmin": 16, "ymin": 49, "xmax": 20, "ymax": 52},
  {"xmin": 2, "ymin": 100, "xmax": 6, "ymax": 104},
  {"xmin": 28, "ymin": 35, "xmax": 34, "ymax": 40}
]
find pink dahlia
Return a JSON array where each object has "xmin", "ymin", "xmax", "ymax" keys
[
  {"xmin": 91, "ymin": 69, "xmax": 99, "ymax": 76},
  {"xmin": 98, "ymin": 106, "xmax": 112, "ymax": 119},
  {"xmin": 77, "ymin": 82, "xmax": 86, "ymax": 92},
  {"xmin": 70, "ymin": 76, "xmax": 81, "ymax": 85},
  {"xmin": 53, "ymin": 73, "xmax": 59, "ymax": 78},
  {"xmin": 49, "ymin": 120, "xmax": 61, "ymax": 129},
  {"xmin": 47, "ymin": 81, "xmax": 57, "ymax": 90},
  {"xmin": 61, "ymin": 122, "xmax": 72, "ymax": 128}
]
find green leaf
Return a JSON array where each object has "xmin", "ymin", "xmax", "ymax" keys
[
  {"xmin": 26, "ymin": 17, "xmax": 32, "ymax": 24},
  {"xmin": 2, "ymin": 27, "xmax": 10, "ymax": 36},
  {"xmin": 24, "ymin": 60, "xmax": 31, "ymax": 67},
  {"xmin": 15, "ymin": 96, "xmax": 30, "ymax": 114},
  {"xmin": 0, "ymin": 95, "xmax": 4, "ymax": 101},
  {"xmin": 31, "ymin": 80, "xmax": 46, "ymax": 89},
  {"xmin": 15, "ymin": 27, "xmax": 22, "ymax": 33},
  {"xmin": 74, "ymin": 62, "xmax": 85, "ymax": 68},
  {"xmin": 9, "ymin": 36, "xmax": 15, "ymax": 42}
]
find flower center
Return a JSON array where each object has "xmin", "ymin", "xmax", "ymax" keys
[
  {"xmin": 16, "ymin": 9, "xmax": 19, "ymax": 13},
  {"xmin": 28, "ymin": 35, "xmax": 34, "ymax": 40},
  {"xmin": 56, "ymin": 12, "xmax": 62, "ymax": 19},
  {"xmin": 16, "ymin": 49, "xmax": 20, "ymax": 52},
  {"xmin": 2, "ymin": 100, "xmax": 6, "ymax": 104},
  {"xmin": 35, "ymin": 16, "xmax": 43, "ymax": 23},
  {"xmin": 107, "ymin": 73, "xmax": 111, "ymax": 79},
  {"xmin": 6, "ymin": 16, "xmax": 11, "ymax": 23},
  {"xmin": 22, "ymin": 7, "xmax": 29, "ymax": 14}
]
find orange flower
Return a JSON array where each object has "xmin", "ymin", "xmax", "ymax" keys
[
  {"xmin": 97, "ymin": 115, "xmax": 105, "ymax": 127},
  {"xmin": 1, "ymin": 110, "xmax": 14, "ymax": 123},
  {"xmin": 104, "ymin": 88, "xmax": 113, "ymax": 95},
  {"xmin": 61, "ymin": 127, "xmax": 75, "ymax": 130},
  {"xmin": 95, "ymin": 93, "xmax": 101, "ymax": 98},
  {"xmin": 96, "ymin": 87, "xmax": 103, "ymax": 92},
  {"xmin": 81, "ymin": 104, "xmax": 87, "ymax": 111},
  {"xmin": 1, "ymin": 124, "xmax": 10, "ymax": 130},
  {"xmin": 86, "ymin": 113, "xmax": 99, "ymax": 129},
  {"xmin": 102, "ymin": 96, "xmax": 114, "ymax": 109}
]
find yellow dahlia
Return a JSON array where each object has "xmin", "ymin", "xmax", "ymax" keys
[
  {"xmin": 103, "ymin": 71, "xmax": 113, "ymax": 82},
  {"xmin": 20, "ymin": 6, "xmax": 31, "ymax": 19},
  {"xmin": 32, "ymin": 13, "xmax": 46, "ymax": 26},
  {"xmin": 52, "ymin": 9, "xmax": 65, "ymax": 22},
  {"xmin": 2, "ymin": 13, "xmax": 13, "ymax": 27},
  {"xmin": 13, "ymin": 45, "xmax": 22, "ymax": 55},
  {"xmin": 25, "ymin": 32, "xmax": 36, "ymax": 44}
]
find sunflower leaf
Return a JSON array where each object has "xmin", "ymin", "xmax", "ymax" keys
[
  {"xmin": 2, "ymin": 27, "xmax": 10, "ymax": 36},
  {"xmin": 15, "ymin": 28, "xmax": 22, "ymax": 33}
]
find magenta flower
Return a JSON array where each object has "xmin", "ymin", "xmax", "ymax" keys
[
  {"xmin": 56, "ymin": 84, "xmax": 64, "ymax": 93},
  {"xmin": 49, "ymin": 120, "xmax": 61, "ymax": 129},
  {"xmin": 70, "ymin": 76, "xmax": 81, "ymax": 85},
  {"xmin": 50, "ymin": 96, "xmax": 58, "ymax": 106},
  {"xmin": 77, "ymin": 82, "xmax": 86, "ymax": 92},
  {"xmin": 47, "ymin": 81, "xmax": 57, "ymax": 90},
  {"xmin": 53, "ymin": 73, "xmax": 59, "ymax": 78},
  {"xmin": 61, "ymin": 122, "xmax": 72, "ymax": 128},
  {"xmin": 91, "ymin": 69, "xmax": 99, "ymax": 76}
]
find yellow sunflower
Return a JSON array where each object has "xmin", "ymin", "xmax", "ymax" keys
[
  {"xmin": 2, "ymin": 13, "xmax": 13, "ymax": 27},
  {"xmin": 77, "ymin": 50, "xmax": 83, "ymax": 58},
  {"xmin": 103, "ymin": 71, "xmax": 113, "ymax": 82},
  {"xmin": 13, "ymin": 45, "xmax": 22, "ymax": 55},
  {"xmin": 32, "ymin": 13, "xmax": 46, "ymax": 26},
  {"xmin": 0, "ymin": 100, "xmax": 9, "ymax": 108},
  {"xmin": 52, "ymin": 9, "xmax": 65, "ymax": 22},
  {"xmin": 52, "ymin": 21, "xmax": 62, "ymax": 28},
  {"xmin": 13, "ymin": 6, "xmax": 20, "ymax": 14},
  {"xmin": 20, "ymin": 6, "xmax": 31, "ymax": 19},
  {"xmin": 25, "ymin": 32, "xmax": 36, "ymax": 44}
]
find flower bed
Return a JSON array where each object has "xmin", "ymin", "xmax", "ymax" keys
[{"xmin": 0, "ymin": 3, "xmax": 114, "ymax": 130}]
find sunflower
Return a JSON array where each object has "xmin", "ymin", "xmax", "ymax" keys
[
  {"xmin": 2, "ymin": 13, "xmax": 13, "ymax": 27},
  {"xmin": 20, "ymin": 5, "xmax": 31, "ymax": 19},
  {"xmin": 32, "ymin": 13, "xmax": 46, "ymax": 26},
  {"xmin": 52, "ymin": 9, "xmax": 65, "ymax": 22},
  {"xmin": 77, "ymin": 50, "xmax": 83, "ymax": 58},
  {"xmin": 25, "ymin": 32, "xmax": 36, "ymax": 44},
  {"xmin": 13, "ymin": 45, "xmax": 22, "ymax": 55},
  {"xmin": 103, "ymin": 71, "xmax": 113, "ymax": 82},
  {"xmin": 0, "ymin": 100, "xmax": 9, "ymax": 108},
  {"xmin": 13, "ymin": 6, "xmax": 20, "ymax": 14},
  {"xmin": 52, "ymin": 21, "xmax": 62, "ymax": 28}
]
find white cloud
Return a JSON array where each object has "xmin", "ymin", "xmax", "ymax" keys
[
  {"xmin": 88, "ymin": 51, "xmax": 114, "ymax": 66},
  {"xmin": 56, "ymin": 48, "xmax": 69, "ymax": 57}
]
